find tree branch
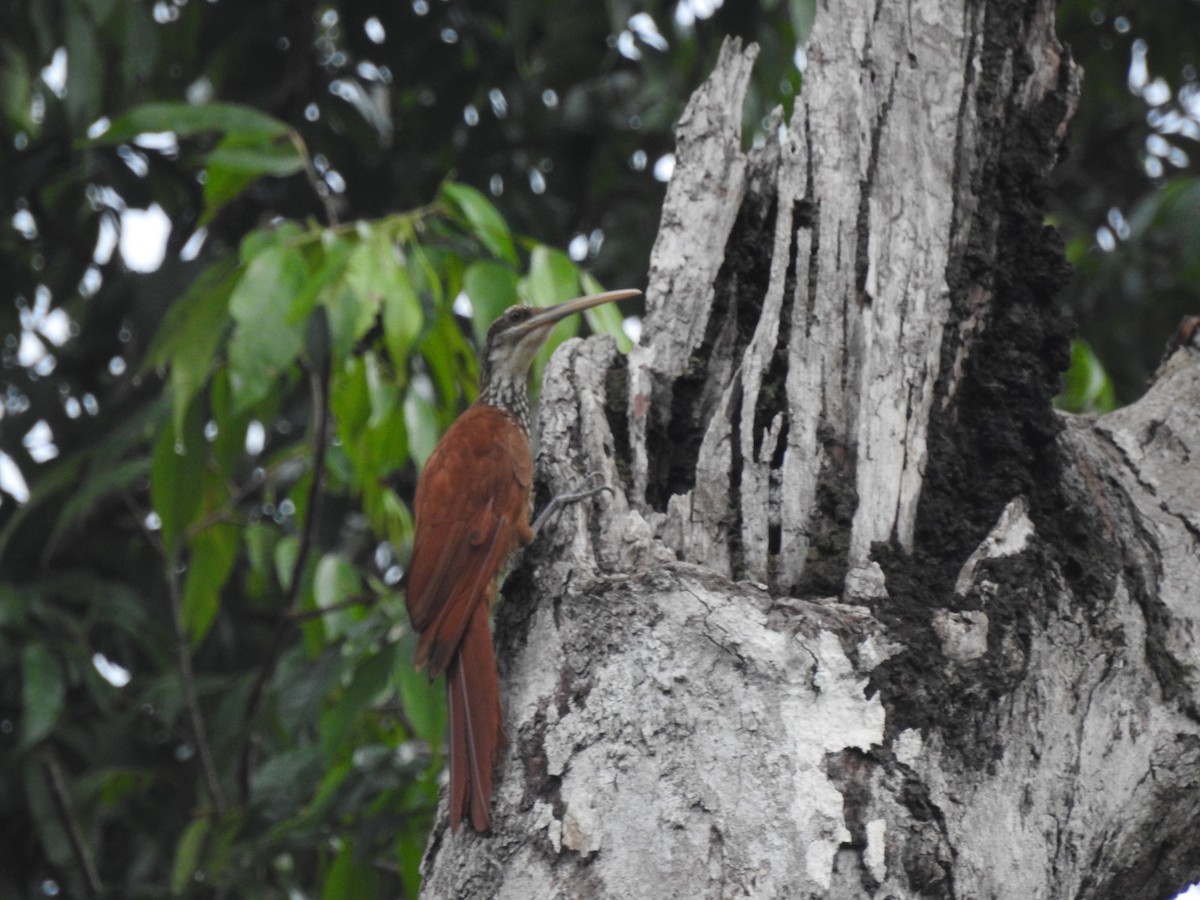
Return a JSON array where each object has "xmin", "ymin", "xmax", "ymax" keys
[
  {"xmin": 41, "ymin": 750, "xmax": 103, "ymax": 899},
  {"xmin": 125, "ymin": 495, "xmax": 226, "ymax": 816},
  {"xmin": 291, "ymin": 131, "xmax": 341, "ymax": 228},
  {"xmin": 284, "ymin": 592, "xmax": 375, "ymax": 621},
  {"xmin": 165, "ymin": 547, "xmax": 227, "ymax": 816}
]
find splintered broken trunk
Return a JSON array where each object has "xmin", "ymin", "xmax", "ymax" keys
[{"xmin": 420, "ymin": 1, "xmax": 1200, "ymax": 898}]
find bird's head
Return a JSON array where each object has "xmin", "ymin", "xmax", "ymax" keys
[{"xmin": 479, "ymin": 289, "xmax": 640, "ymax": 388}]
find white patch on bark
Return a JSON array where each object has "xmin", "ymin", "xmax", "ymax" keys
[
  {"xmin": 865, "ymin": 818, "xmax": 888, "ymax": 883},
  {"xmin": 954, "ymin": 496, "xmax": 1035, "ymax": 594}
]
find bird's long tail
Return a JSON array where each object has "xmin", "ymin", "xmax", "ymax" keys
[{"xmin": 447, "ymin": 601, "xmax": 505, "ymax": 832}]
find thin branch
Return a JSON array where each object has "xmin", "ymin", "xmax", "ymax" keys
[
  {"xmin": 291, "ymin": 131, "xmax": 340, "ymax": 228},
  {"xmin": 126, "ymin": 495, "xmax": 226, "ymax": 815},
  {"xmin": 285, "ymin": 593, "xmax": 375, "ymax": 621},
  {"xmin": 182, "ymin": 467, "xmax": 267, "ymax": 540},
  {"xmin": 237, "ymin": 358, "xmax": 332, "ymax": 800},
  {"xmin": 283, "ymin": 363, "xmax": 330, "ymax": 613},
  {"xmin": 124, "ymin": 494, "xmax": 165, "ymax": 558},
  {"xmin": 166, "ymin": 547, "xmax": 227, "ymax": 816},
  {"xmin": 41, "ymin": 750, "xmax": 103, "ymax": 899}
]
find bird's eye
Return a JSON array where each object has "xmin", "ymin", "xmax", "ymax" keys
[{"xmin": 484, "ymin": 306, "xmax": 535, "ymax": 343}]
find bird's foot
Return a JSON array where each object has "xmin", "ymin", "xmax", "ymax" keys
[{"xmin": 532, "ymin": 472, "xmax": 612, "ymax": 534}]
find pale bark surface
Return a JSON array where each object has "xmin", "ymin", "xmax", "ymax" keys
[{"xmin": 420, "ymin": 1, "xmax": 1200, "ymax": 897}]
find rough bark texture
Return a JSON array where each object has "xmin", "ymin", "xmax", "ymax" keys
[{"xmin": 419, "ymin": 2, "xmax": 1200, "ymax": 897}]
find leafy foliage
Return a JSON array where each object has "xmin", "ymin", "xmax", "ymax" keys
[{"xmin": 1054, "ymin": 1, "xmax": 1200, "ymax": 400}]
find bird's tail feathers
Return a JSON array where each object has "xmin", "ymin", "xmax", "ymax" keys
[{"xmin": 447, "ymin": 604, "xmax": 505, "ymax": 832}]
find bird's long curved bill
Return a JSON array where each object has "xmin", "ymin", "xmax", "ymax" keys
[{"xmin": 517, "ymin": 289, "xmax": 642, "ymax": 334}]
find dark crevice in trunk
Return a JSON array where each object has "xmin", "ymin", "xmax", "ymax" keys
[
  {"xmin": 603, "ymin": 353, "xmax": 631, "ymax": 492},
  {"xmin": 794, "ymin": 423, "xmax": 857, "ymax": 599},
  {"xmin": 643, "ymin": 188, "xmax": 777, "ymax": 513}
]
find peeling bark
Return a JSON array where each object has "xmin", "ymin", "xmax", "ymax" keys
[{"xmin": 418, "ymin": 2, "xmax": 1200, "ymax": 897}]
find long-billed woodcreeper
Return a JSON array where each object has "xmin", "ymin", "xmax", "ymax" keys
[{"xmin": 406, "ymin": 288, "xmax": 639, "ymax": 832}]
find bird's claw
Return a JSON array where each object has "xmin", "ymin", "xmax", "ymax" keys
[{"xmin": 532, "ymin": 472, "xmax": 612, "ymax": 534}]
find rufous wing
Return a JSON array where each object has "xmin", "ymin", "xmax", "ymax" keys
[{"xmin": 406, "ymin": 404, "xmax": 533, "ymax": 676}]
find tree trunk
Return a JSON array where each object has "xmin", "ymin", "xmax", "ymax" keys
[{"xmin": 420, "ymin": 2, "xmax": 1200, "ymax": 898}]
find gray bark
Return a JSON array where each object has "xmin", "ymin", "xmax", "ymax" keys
[{"xmin": 420, "ymin": 2, "xmax": 1200, "ymax": 897}]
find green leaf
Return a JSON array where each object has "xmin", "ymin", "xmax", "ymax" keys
[
  {"xmin": 396, "ymin": 827, "xmax": 429, "ymax": 899},
  {"xmin": 244, "ymin": 522, "xmax": 278, "ymax": 575},
  {"xmin": 403, "ymin": 386, "xmax": 440, "ymax": 469},
  {"xmin": 227, "ymin": 240, "xmax": 309, "ymax": 413},
  {"xmin": 143, "ymin": 258, "xmax": 236, "ymax": 372},
  {"xmin": 250, "ymin": 745, "xmax": 323, "ymax": 819},
  {"xmin": 202, "ymin": 810, "xmax": 243, "ymax": 887},
  {"xmin": 87, "ymin": 768, "xmax": 155, "ymax": 808},
  {"xmin": 289, "ymin": 235, "xmax": 353, "ymax": 325},
  {"xmin": 274, "ymin": 536, "xmax": 300, "ymax": 593},
  {"xmin": 313, "ymin": 554, "xmax": 363, "ymax": 640},
  {"xmin": 418, "ymin": 309, "xmax": 477, "ymax": 411},
  {"xmin": 239, "ymin": 220, "xmax": 303, "ymax": 264},
  {"xmin": 374, "ymin": 489, "xmax": 414, "ymax": 552},
  {"xmin": 441, "ymin": 181, "xmax": 518, "ymax": 264},
  {"xmin": 21, "ymin": 643, "xmax": 65, "ymax": 746},
  {"xmin": 171, "ymin": 817, "xmax": 210, "ymax": 896},
  {"xmin": 243, "ymin": 522, "xmax": 279, "ymax": 600},
  {"xmin": 289, "ymin": 758, "xmax": 352, "ymax": 834},
  {"xmin": 331, "ymin": 356, "xmax": 371, "ymax": 441},
  {"xmin": 364, "ymin": 351, "xmax": 398, "ymax": 426},
  {"xmin": 463, "ymin": 260, "xmax": 519, "ymax": 345},
  {"xmin": 333, "ymin": 226, "xmax": 424, "ymax": 365},
  {"xmin": 182, "ymin": 524, "xmax": 239, "ymax": 646},
  {"xmin": 320, "ymin": 644, "xmax": 397, "ymax": 757},
  {"xmin": 143, "ymin": 258, "xmax": 238, "ymax": 438},
  {"xmin": 23, "ymin": 762, "xmax": 72, "ymax": 869},
  {"xmin": 0, "ymin": 585, "xmax": 27, "ymax": 628},
  {"xmin": 0, "ymin": 42, "xmax": 36, "ymax": 135},
  {"xmin": 522, "ymin": 244, "xmax": 580, "ymax": 308},
  {"xmin": 45, "ymin": 456, "xmax": 151, "ymax": 556},
  {"xmin": 1056, "ymin": 338, "xmax": 1117, "ymax": 414},
  {"xmin": 521, "ymin": 246, "xmax": 584, "ymax": 381},
  {"xmin": 64, "ymin": 9, "xmax": 101, "ymax": 129},
  {"xmin": 790, "ymin": 0, "xmax": 817, "ymax": 42},
  {"xmin": 355, "ymin": 409, "xmax": 409, "ymax": 535},
  {"xmin": 151, "ymin": 400, "xmax": 208, "ymax": 553},
  {"xmin": 383, "ymin": 263, "xmax": 423, "ymax": 367},
  {"xmin": 322, "ymin": 839, "xmax": 381, "ymax": 899},
  {"xmin": 394, "ymin": 648, "xmax": 445, "ymax": 746},
  {"xmin": 0, "ymin": 399, "xmax": 164, "ymax": 561},
  {"xmin": 580, "ymin": 270, "xmax": 634, "ymax": 352},
  {"xmin": 118, "ymin": 1, "xmax": 158, "ymax": 86},
  {"xmin": 0, "ymin": 455, "xmax": 84, "ymax": 561},
  {"xmin": 201, "ymin": 132, "xmax": 305, "ymax": 226},
  {"xmin": 207, "ymin": 369, "xmax": 255, "ymax": 478},
  {"xmin": 206, "ymin": 132, "xmax": 305, "ymax": 177},
  {"xmin": 93, "ymin": 101, "xmax": 291, "ymax": 146}
]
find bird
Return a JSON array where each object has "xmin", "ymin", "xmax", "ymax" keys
[{"xmin": 405, "ymin": 288, "xmax": 640, "ymax": 832}]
